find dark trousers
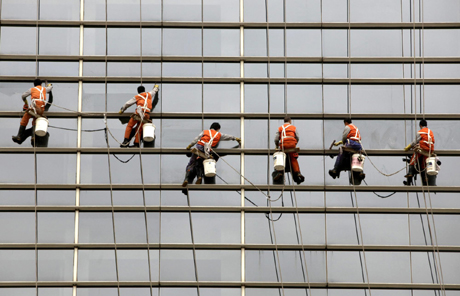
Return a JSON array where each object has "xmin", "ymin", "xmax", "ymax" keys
[{"xmin": 334, "ymin": 139, "xmax": 362, "ymax": 169}]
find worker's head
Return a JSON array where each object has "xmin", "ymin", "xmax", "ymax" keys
[
  {"xmin": 137, "ymin": 86, "xmax": 145, "ymax": 94},
  {"xmin": 284, "ymin": 116, "xmax": 291, "ymax": 124},
  {"xmin": 34, "ymin": 79, "xmax": 42, "ymax": 86},
  {"xmin": 344, "ymin": 118, "xmax": 352, "ymax": 125},
  {"xmin": 420, "ymin": 119, "xmax": 427, "ymax": 128},
  {"xmin": 210, "ymin": 122, "xmax": 221, "ymax": 131}
]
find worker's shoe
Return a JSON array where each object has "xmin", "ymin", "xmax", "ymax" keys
[
  {"xmin": 328, "ymin": 169, "xmax": 339, "ymax": 179},
  {"xmin": 195, "ymin": 166, "xmax": 203, "ymax": 184},
  {"xmin": 12, "ymin": 125, "xmax": 27, "ymax": 144},
  {"xmin": 182, "ymin": 171, "xmax": 191, "ymax": 187},
  {"xmin": 195, "ymin": 177, "xmax": 202, "ymax": 185},
  {"xmin": 120, "ymin": 138, "xmax": 130, "ymax": 148},
  {"xmin": 295, "ymin": 173, "xmax": 305, "ymax": 185},
  {"xmin": 130, "ymin": 142, "xmax": 140, "ymax": 148},
  {"xmin": 273, "ymin": 171, "xmax": 283, "ymax": 182},
  {"xmin": 404, "ymin": 165, "xmax": 415, "ymax": 178}
]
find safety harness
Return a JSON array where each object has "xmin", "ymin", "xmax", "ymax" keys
[
  {"xmin": 30, "ymin": 86, "xmax": 46, "ymax": 114},
  {"xmin": 280, "ymin": 124, "xmax": 294, "ymax": 145},
  {"xmin": 136, "ymin": 93, "xmax": 151, "ymax": 121},
  {"xmin": 202, "ymin": 130, "xmax": 220, "ymax": 157},
  {"xmin": 348, "ymin": 124, "xmax": 361, "ymax": 142}
]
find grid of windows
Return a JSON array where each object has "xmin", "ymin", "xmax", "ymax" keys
[{"xmin": 1, "ymin": 0, "xmax": 460, "ymax": 295}]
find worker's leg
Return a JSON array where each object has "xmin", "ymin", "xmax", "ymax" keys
[
  {"xmin": 121, "ymin": 118, "xmax": 138, "ymax": 147},
  {"xmin": 134, "ymin": 122, "xmax": 143, "ymax": 144}
]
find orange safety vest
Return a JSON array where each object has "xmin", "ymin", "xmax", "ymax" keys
[
  {"xmin": 278, "ymin": 123, "xmax": 297, "ymax": 146},
  {"xmin": 135, "ymin": 92, "xmax": 153, "ymax": 116},
  {"xmin": 418, "ymin": 127, "xmax": 435, "ymax": 152},
  {"xmin": 30, "ymin": 85, "xmax": 47, "ymax": 110},
  {"xmin": 198, "ymin": 129, "xmax": 221, "ymax": 148},
  {"xmin": 346, "ymin": 124, "xmax": 361, "ymax": 141}
]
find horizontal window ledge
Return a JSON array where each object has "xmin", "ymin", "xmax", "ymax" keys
[
  {"xmin": 3, "ymin": 55, "xmax": 460, "ymax": 63},
  {"xmin": 1, "ymin": 112, "xmax": 459, "ymax": 121},
  {"xmin": 0, "ymin": 206, "xmax": 458, "ymax": 214},
  {"xmin": 1, "ymin": 20, "xmax": 460, "ymax": 29},
  {"xmin": 0, "ymin": 184, "xmax": 457, "ymax": 192},
  {"xmin": 1, "ymin": 76, "xmax": 459, "ymax": 84},
  {"xmin": 0, "ymin": 281, "xmax": 455, "ymax": 290},
  {"xmin": 0, "ymin": 243, "xmax": 457, "ymax": 252},
  {"xmin": 0, "ymin": 147, "xmax": 458, "ymax": 157}
]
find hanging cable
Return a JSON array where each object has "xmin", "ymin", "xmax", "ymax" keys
[{"xmin": 34, "ymin": 2, "xmax": 40, "ymax": 296}]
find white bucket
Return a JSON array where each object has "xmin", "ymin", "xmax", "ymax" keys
[
  {"xmin": 35, "ymin": 117, "xmax": 49, "ymax": 137},
  {"xmin": 351, "ymin": 154, "xmax": 365, "ymax": 172},
  {"xmin": 203, "ymin": 159, "xmax": 217, "ymax": 177},
  {"xmin": 143, "ymin": 123, "xmax": 155, "ymax": 142},
  {"xmin": 426, "ymin": 157, "xmax": 438, "ymax": 176},
  {"xmin": 273, "ymin": 151, "xmax": 286, "ymax": 171}
]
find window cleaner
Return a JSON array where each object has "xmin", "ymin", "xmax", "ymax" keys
[
  {"xmin": 273, "ymin": 117, "xmax": 305, "ymax": 185},
  {"xmin": 182, "ymin": 122, "xmax": 241, "ymax": 187},
  {"xmin": 328, "ymin": 118, "xmax": 365, "ymax": 184},
  {"xmin": 12, "ymin": 79, "xmax": 53, "ymax": 145},
  {"xmin": 403, "ymin": 119, "xmax": 438, "ymax": 186},
  {"xmin": 118, "ymin": 85, "xmax": 159, "ymax": 148}
]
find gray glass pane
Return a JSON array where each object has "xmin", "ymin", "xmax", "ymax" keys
[
  {"xmin": 350, "ymin": 85, "xmax": 405, "ymax": 114},
  {"xmin": 246, "ymin": 213, "xmax": 325, "ymax": 244},
  {"xmin": 286, "ymin": 29, "xmax": 321, "ymax": 57},
  {"xmin": 203, "ymin": 84, "xmax": 240, "ymax": 112},
  {"xmin": 38, "ymin": 288, "xmax": 73, "ymax": 296},
  {"xmin": 0, "ymin": 154, "xmax": 35, "ymax": 183},
  {"xmin": 107, "ymin": 0, "xmax": 140, "ymax": 21},
  {"xmin": 159, "ymin": 250, "xmax": 195, "ymax": 281},
  {"xmin": 246, "ymin": 250, "xmax": 326, "ymax": 282},
  {"xmin": 0, "ymin": 250, "xmax": 35, "ymax": 281},
  {"xmin": 195, "ymin": 250, "xmax": 240, "ymax": 281},
  {"xmin": 40, "ymin": 0, "xmax": 80, "ymax": 20},
  {"xmin": 38, "ymin": 212, "xmax": 74, "ymax": 243},
  {"xmin": 410, "ymin": 214, "xmax": 460, "ymax": 246},
  {"xmin": 0, "ymin": 212, "xmax": 35, "ymax": 243},
  {"xmin": 160, "ymin": 288, "xmax": 197, "ymax": 296},
  {"xmin": 1, "ymin": 0, "xmax": 37, "ymax": 20},
  {"xmin": 323, "ymin": 85, "xmax": 347, "ymax": 113},
  {"xmin": 83, "ymin": 0, "xmax": 105, "ymax": 20},
  {"xmin": 350, "ymin": 0, "xmax": 401, "ymax": 22},
  {"xmin": 322, "ymin": 0, "xmax": 347, "ymax": 22},
  {"xmin": 243, "ymin": 0, "xmax": 283, "ymax": 22},
  {"xmin": 424, "ymin": 0, "xmax": 460, "ymax": 22},
  {"xmin": 424, "ymin": 30, "xmax": 460, "ymax": 57},
  {"xmin": 77, "ymin": 288, "xmax": 118, "ymax": 296},
  {"xmin": 419, "ymin": 85, "xmax": 460, "ymax": 114},
  {"xmin": 200, "ymin": 289, "xmax": 241, "ymax": 296},
  {"xmin": 37, "ymin": 190, "xmax": 75, "ymax": 205},
  {"xmin": 287, "ymin": 85, "xmax": 322, "ymax": 113},
  {"xmin": 112, "ymin": 190, "xmax": 146, "ymax": 206},
  {"xmin": 39, "ymin": 62, "xmax": 79, "ymax": 76},
  {"xmin": 79, "ymin": 191, "xmax": 112, "ymax": 206},
  {"xmin": 203, "ymin": 0, "xmax": 239, "ymax": 22},
  {"xmin": 286, "ymin": 0, "xmax": 321, "ymax": 22},
  {"xmin": 204, "ymin": 63, "xmax": 240, "ymax": 78},
  {"xmin": 0, "ymin": 61, "xmax": 36, "ymax": 76},
  {"xmin": 188, "ymin": 190, "xmax": 241, "ymax": 206},
  {"xmin": 37, "ymin": 154, "xmax": 76, "ymax": 184},
  {"xmin": 204, "ymin": 29, "xmax": 240, "ymax": 57},
  {"xmin": 161, "ymin": 84, "xmax": 201, "ymax": 113},
  {"xmin": 108, "ymin": 62, "xmax": 141, "ymax": 77},
  {"xmin": 39, "ymin": 27, "xmax": 79, "ymax": 55},
  {"xmin": 164, "ymin": 0, "xmax": 201, "ymax": 21},
  {"xmin": 244, "ymin": 29, "xmax": 266, "ymax": 56},
  {"xmin": 120, "ymin": 288, "xmax": 154, "ymax": 296},
  {"xmin": 163, "ymin": 63, "xmax": 202, "ymax": 77},
  {"xmin": 0, "ymin": 289, "xmax": 35, "ymax": 296},
  {"xmin": 323, "ymin": 30, "xmax": 347, "ymax": 57},
  {"xmin": 351, "ymin": 30, "xmax": 402, "ymax": 57},
  {"xmin": 38, "ymin": 250, "xmax": 73, "ymax": 281},
  {"xmin": 0, "ymin": 27, "xmax": 37, "ymax": 55},
  {"xmin": 160, "ymin": 212, "xmax": 191, "ymax": 243},
  {"xmin": 287, "ymin": 64, "xmax": 322, "ymax": 78},
  {"xmin": 79, "ymin": 212, "xmax": 114, "ymax": 243},
  {"xmin": 0, "ymin": 190, "xmax": 35, "ymax": 206},
  {"xmin": 78, "ymin": 250, "xmax": 117, "ymax": 281},
  {"xmin": 193, "ymin": 213, "xmax": 240, "ymax": 243},
  {"xmin": 117, "ymin": 250, "xmax": 150, "ymax": 281},
  {"xmin": 164, "ymin": 29, "xmax": 202, "ymax": 56},
  {"xmin": 142, "ymin": 28, "xmax": 162, "ymax": 55},
  {"xmin": 83, "ymin": 28, "xmax": 106, "ymax": 56},
  {"xmin": 115, "ymin": 212, "xmax": 147, "ymax": 243},
  {"xmin": 108, "ymin": 28, "xmax": 140, "ymax": 56}
]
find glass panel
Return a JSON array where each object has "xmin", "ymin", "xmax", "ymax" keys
[
  {"xmin": 0, "ymin": 154, "xmax": 35, "ymax": 183},
  {"xmin": 37, "ymin": 154, "xmax": 76, "ymax": 184},
  {"xmin": 163, "ymin": 29, "xmax": 202, "ymax": 56},
  {"xmin": 203, "ymin": 84, "xmax": 240, "ymax": 112},
  {"xmin": 0, "ymin": 190, "xmax": 35, "ymax": 206},
  {"xmin": 0, "ymin": 61, "xmax": 36, "ymax": 76},
  {"xmin": 38, "ymin": 288, "xmax": 73, "ymax": 296},
  {"xmin": 159, "ymin": 250, "xmax": 195, "ymax": 281},
  {"xmin": 142, "ymin": 28, "xmax": 162, "ymax": 55},
  {"xmin": 350, "ymin": 0, "xmax": 401, "ymax": 22},
  {"xmin": 108, "ymin": 28, "xmax": 140, "ymax": 56},
  {"xmin": 38, "ymin": 212, "xmax": 74, "ymax": 243},
  {"xmin": 83, "ymin": 28, "xmax": 106, "ymax": 56},
  {"xmin": 79, "ymin": 212, "xmax": 114, "ymax": 243},
  {"xmin": 351, "ymin": 30, "xmax": 402, "ymax": 57},
  {"xmin": 117, "ymin": 250, "xmax": 150, "ymax": 281},
  {"xmin": 0, "ymin": 27, "xmax": 37, "ymax": 55},
  {"xmin": 203, "ymin": 0, "xmax": 239, "ymax": 22},
  {"xmin": 114, "ymin": 212, "xmax": 147, "ymax": 243},
  {"xmin": 193, "ymin": 213, "xmax": 240, "ymax": 243},
  {"xmin": 424, "ymin": 0, "xmax": 460, "ymax": 22},
  {"xmin": 0, "ymin": 212, "xmax": 35, "ymax": 243},
  {"xmin": 1, "ymin": 0, "xmax": 37, "ymax": 20},
  {"xmin": 286, "ymin": 29, "xmax": 321, "ymax": 57},
  {"xmin": 38, "ymin": 250, "xmax": 74, "ymax": 281},
  {"xmin": 163, "ymin": 0, "xmax": 201, "ymax": 21},
  {"xmin": 77, "ymin": 288, "xmax": 118, "ymax": 296},
  {"xmin": 40, "ymin": 0, "xmax": 80, "ymax": 20},
  {"xmin": 37, "ymin": 190, "xmax": 75, "ymax": 205},
  {"xmin": 0, "ymin": 250, "xmax": 35, "ymax": 281},
  {"xmin": 78, "ymin": 250, "xmax": 117, "ymax": 281},
  {"xmin": 39, "ymin": 62, "xmax": 79, "ymax": 76},
  {"xmin": 204, "ymin": 63, "xmax": 240, "ymax": 78},
  {"xmin": 203, "ymin": 29, "xmax": 240, "ymax": 57},
  {"xmin": 39, "ymin": 27, "xmax": 80, "ymax": 55},
  {"xmin": 195, "ymin": 250, "xmax": 240, "ymax": 281}
]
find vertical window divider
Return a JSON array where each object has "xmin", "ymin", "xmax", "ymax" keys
[{"xmin": 240, "ymin": 1, "xmax": 246, "ymax": 295}]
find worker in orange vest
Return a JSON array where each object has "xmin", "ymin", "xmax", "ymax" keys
[
  {"xmin": 274, "ymin": 117, "xmax": 305, "ymax": 184},
  {"xmin": 329, "ymin": 118, "xmax": 362, "ymax": 179},
  {"xmin": 12, "ymin": 79, "xmax": 53, "ymax": 144},
  {"xmin": 183, "ymin": 122, "xmax": 241, "ymax": 186},
  {"xmin": 404, "ymin": 119, "xmax": 435, "ymax": 178},
  {"xmin": 118, "ymin": 85, "xmax": 159, "ymax": 148}
]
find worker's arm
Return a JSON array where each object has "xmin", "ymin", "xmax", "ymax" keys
[
  {"xmin": 21, "ymin": 89, "xmax": 31, "ymax": 102},
  {"xmin": 119, "ymin": 97, "xmax": 137, "ymax": 113},
  {"xmin": 341, "ymin": 126, "xmax": 350, "ymax": 143},
  {"xmin": 45, "ymin": 84, "xmax": 53, "ymax": 93},
  {"xmin": 220, "ymin": 133, "xmax": 238, "ymax": 141},
  {"xmin": 411, "ymin": 134, "xmax": 421, "ymax": 147},
  {"xmin": 274, "ymin": 130, "xmax": 280, "ymax": 147},
  {"xmin": 295, "ymin": 129, "xmax": 299, "ymax": 143},
  {"xmin": 148, "ymin": 85, "xmax": 159, "ymax": 98},
  {"xmin": 187, "ymin": 132, "xmax": 204, "ymax": 149}
]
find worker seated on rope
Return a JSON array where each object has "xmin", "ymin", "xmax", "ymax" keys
[
  {"xmin": 182, "ymin": 122, "xmax": 241, "ymax": 187},
  {"xmin": 274, "ymin": 116, "xmax": 305, "ymax": 184},
  {"xmin": 118, "ymin": 85, "xmax": 159, "ymax": 148},
  {"xmin": 12, "ymin": 79, "xmax": 53, "ymax": 145},
  {"xmin": 329, "ymin": 118, "xmax": 362, "ymax": 179},
  {"xmin": 404, "ymin": 119, "xmax": 435, "ymax": 179}
]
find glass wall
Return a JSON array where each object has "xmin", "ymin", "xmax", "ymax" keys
[{"xmin": 0, "ymin": 0, "xmax": 459, "ymax": 295}]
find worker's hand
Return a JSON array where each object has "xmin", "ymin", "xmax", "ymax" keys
[
  {"xmin": 22, "ymin": 104, "xmax": 29, "ymax": 111},
  {"xmin": 235, "ymin": 137, "xmax": 241, "ymax": 144},
  {"xmin": 333, "ymin": 141, "xmax": 343, "ymax": 146},
  {"xmin": 118, "ymin": 109, "xmax": 123, "ymax": 115},
  {"xmin": 46, "ymin": 83, "xmax": 52, "ymax": 87},
  {"xmin": 186, "ymin": 144, "xmax": 193, "ymax": 150},
  {"xmin": 404, "ymin": 144, "xmax": 412, "ymax": 152},
  {"xmin": 154, "ymin": 84, "xmax": 159, "ymax": 89}
]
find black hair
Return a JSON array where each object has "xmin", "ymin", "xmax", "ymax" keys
[
  {"xmin": 284, "ymin": 116, "xmax": 291, "ymax": 123},
  {"xmin": 210, "ymin": 122, "xmax": 221, "ymax": 130},
  {"xmin": 420, "ymin": 119, "xmax": 427, "ymax": 127},
  {"xmin": 34, "ymin": 79, "xmax": 42, "ymax": 86},
  {"xmin": 344, "ymin": 118, "xmax": 352, "ymax": 124},
  {"xmin": 137, "ymin": 86, "xmax": 145, "ymax": 93}
]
